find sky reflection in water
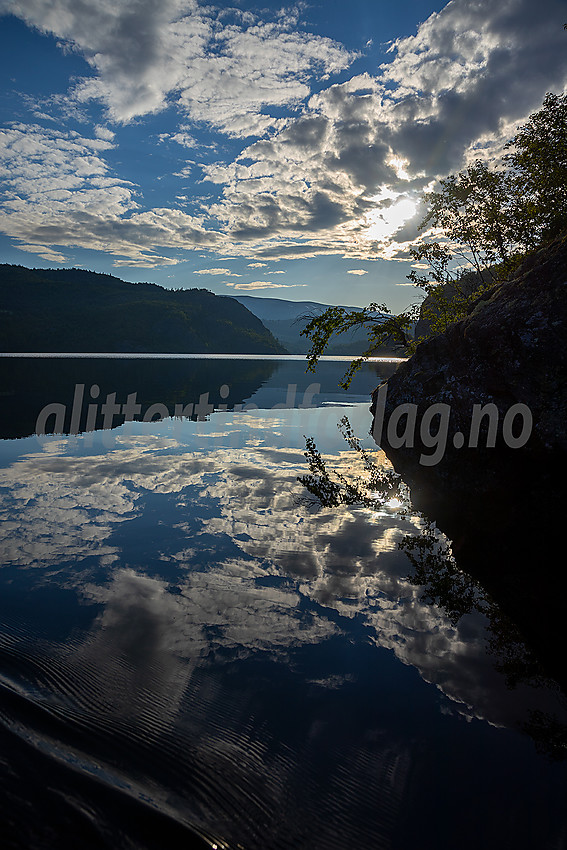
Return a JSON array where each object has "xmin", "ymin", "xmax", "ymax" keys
[{"xmin": 0, "ymin": 359, "xmax": 566, "ymax": 850}]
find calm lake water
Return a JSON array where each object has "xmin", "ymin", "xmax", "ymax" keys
[{"xmin": 0, "ymin": 356, "xmax": 566, "ymax": 849}]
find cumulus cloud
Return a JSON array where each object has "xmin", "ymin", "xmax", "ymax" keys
[
  {"xmin": 0, "ymin": 0, "xmax": 566, "ymax": 267},
  {"xmin": 94, "ymin": 125, "xmax": 115, "ymax": 141},
  {"xmin": 0, "ymin": 0, "xmax": 355, "ymax": 134},
  {"xmin": 203, "ymin": 0, "xmax": 567, "ymax": 258},
  {"xmin": 0, "ymin": 123, "xmax": 226, "ymax": 265},
  {"xmin": 347, "ymin": 269, "xmax": 368, "ymax": 275},
  {"xmin": 380, "ymin": 0, "xmax": 567, "ymax": 177},
  {"xmin": 161, "ymin": 130, "xmax": 198, "ymax": 148}
]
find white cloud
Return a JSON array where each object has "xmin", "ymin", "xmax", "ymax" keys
[
  {"xmin": 1, "ymin": 1, "xmax": 355, "ymax": 134},
  {"xmin": 160, "ymin": 130, "xmax": 197, "ymax": 148},
  {"xmin": 194, "ymin": 267, "xmax": 241, "ymax": 276},
  {"xmin": 247, "ymin": 262, "xmax": 267, "ymax": 268},
  {"xmin": 225, "ymin": 281, "xmax": 307, "ymax": 290},
  {"xmin": 94, "ymin": 125, "xmax": 115, "ymax": 141},
  {"xmin": 16, "ymin": 243, "xmax": 69, "ymax": 263},
  {"xmin": 197, "ymin": 0, "xmax": 567, "ymax": 260},
  {"xmin": 381, "ymin": 0, "xmax": 567, "ymax": 176},
  {"xmin": 0, "ymin": 123, "xmax": 228, "ymax": 266},
  {"xmin": 0, "ymin": 122, "xmax": 130, "ymax": 232},
  {"xmin": 0, "ymin": 0, "xmax": 566, "ymax": 267},
  {"xmin": 347, "ymin": 269, "xmax": 368, "ymax": 275}
]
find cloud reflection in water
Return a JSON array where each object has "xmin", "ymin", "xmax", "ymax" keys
[{"xmin": 0, "ymin": 407, "xmax": 564, "ymax": 740}]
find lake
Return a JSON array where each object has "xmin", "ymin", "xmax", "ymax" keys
[{"xmin": 0, "ymin": 355, "xmax": 566, "ymax": 850}]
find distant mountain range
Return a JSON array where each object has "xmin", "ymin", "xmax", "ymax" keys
[
  {"xmin": 0, "ymin": 265, "xmax": 286, "ymax": 354},
  {"xmin": 229, "ymin": 294, "xmax": 397, "ymax": 355}
]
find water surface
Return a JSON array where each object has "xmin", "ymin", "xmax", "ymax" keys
[{"xmin": 0, "ymin": 356, "xmax": 566, "ymax": 849}]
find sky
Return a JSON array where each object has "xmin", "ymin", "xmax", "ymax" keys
[{"xmin": 0, "ymin": 0, "xmax": 566, "ymax": 312}]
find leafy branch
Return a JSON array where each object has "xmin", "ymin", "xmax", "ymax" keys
[{"xmin": 300, "ymin": 303, "xmax": 416, "ymax": 389}]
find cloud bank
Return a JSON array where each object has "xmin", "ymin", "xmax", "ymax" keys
[
  {"xmin": 0, "ymin": 0, "xmax": 566, "ymax": 268},
  {"xmin": 0, "ymin": 0, "xmax": 355, "ymax": 133}
]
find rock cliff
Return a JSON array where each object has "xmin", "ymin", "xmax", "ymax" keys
[
  {"xmin": 371, "ymin": 232, "xmax": 567, "ymax": 684},
  {"xmin": 375, "ymin": 231, "xmax": 567, "ymax": 457}
]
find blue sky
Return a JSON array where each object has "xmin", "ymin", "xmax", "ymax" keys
[{"xmin": 0, "ymin": 0, "xmax": 566, "ymax": 312}]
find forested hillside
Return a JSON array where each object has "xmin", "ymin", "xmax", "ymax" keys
[{"xmin": 0, "ymin": 265, "xmax": 287, "ymax": 354}]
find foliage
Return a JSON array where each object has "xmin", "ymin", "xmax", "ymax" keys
[
  {"xmin": 0, "ymin": 264, "xmax": 287, "ymax": 354},
  {"xmin": 409, "ymin": 92, "xmax": 567, "ymax": 343},
  {"xmin": 405, "ymin": 159, "xmax": 523, "ymax": 345},
  {"xmin": 297, "ymin": 415, "xmax": 403, "ymax": 506},
  {"xmin": 411, "ymin": 160, "xmax": 520, "ymax": 282},
  {"xmin": 301, "ymin": 303, "xmax": 417, "ymax": 389},
  {"xmin": 504, "ymin": 92, "xmax": 567, "ymax": 247},
  {"xmin": 410, "ymin": 93, "xmax": 567, "ymax": 289},
  {"xmin": 302, "ymin": 91, "xmax": 567, "ymax": 375},
  {"xmin": 523, "ymin": 710, "xmax": 567, "ymax": 761}
]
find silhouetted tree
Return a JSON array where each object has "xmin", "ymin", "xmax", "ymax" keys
[{"xmin": 302, "ymin": 92, "xmax": 567, "ymax": 381}]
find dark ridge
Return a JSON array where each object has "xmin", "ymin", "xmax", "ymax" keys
[{"xmin": 0, "ymin": 264, "xmax": 287, "ymax": 355}]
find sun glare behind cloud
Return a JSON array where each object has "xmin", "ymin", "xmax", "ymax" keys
[{"xmin": 363, "ymin": 196, "xmax": 419, "ymax": 242}]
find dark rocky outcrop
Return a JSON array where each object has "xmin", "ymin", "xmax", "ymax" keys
[
  {"xmin": 371, "ymin": 233, "xmax": 567, "ymax": 687},
  {"xmin": 377, "ymin": 233, "xmax": 567, "ymax": 456}
]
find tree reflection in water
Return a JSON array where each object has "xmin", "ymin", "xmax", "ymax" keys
[{"xmin": 298, "ymin": 416, "xmax": 567, "ymax": 761}]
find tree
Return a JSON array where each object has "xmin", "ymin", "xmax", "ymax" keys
[
  {"xmin": 504, "ymin": 92, "xmax": 567, "ymax": 247},
  {"xmin": 411, "ymin": 160, "xmax": 518, "ymax": 280},
  {"xmin": 303, "ymin": 162, "xmax": 518, "ymax": 383},
  {"xmin": 405, "ymin": 158, "xmax": 530, "ymax": 343},
  {"xmin": 302, "ymin": 92, "xmax": 567, "ymax": 383}
]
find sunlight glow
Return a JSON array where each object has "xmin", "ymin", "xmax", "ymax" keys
[{"xmin": 363, "ymin": 195, "xmax": 419, "ymax": 241}]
